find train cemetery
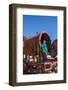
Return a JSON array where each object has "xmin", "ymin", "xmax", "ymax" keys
[{"xmin": 23, "ymin": 32, "xmax": 57, "ymax": 74}]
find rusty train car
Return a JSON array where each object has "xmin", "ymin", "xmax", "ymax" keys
[{"xmin": 23, "ymin": 32, "xmax": 51, "ymax": 57}]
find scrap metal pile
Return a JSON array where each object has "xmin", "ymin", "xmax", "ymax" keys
[{"xmin": 23, "ymin": 56, "xmax": 57, "ymax": 74}]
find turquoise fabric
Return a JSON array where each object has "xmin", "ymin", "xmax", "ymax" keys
[{"xmin": 41, "ymin": 43, "xmax": 48, "ymax": 53}]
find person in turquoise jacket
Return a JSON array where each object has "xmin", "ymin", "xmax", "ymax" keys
[
  {"xmin": 41, "ymin": 40, "xmax": 48, "ymax": 53},
  {"xmin": 41, "ymin": 40, "xmax": 48, "ymax": 62}
]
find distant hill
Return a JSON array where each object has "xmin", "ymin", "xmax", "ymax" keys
[{"xmin": 50, "ymin": 39, "xmax": 57, "ymax": 57}]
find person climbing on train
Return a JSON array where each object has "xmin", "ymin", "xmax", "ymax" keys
[{"xmin": 41, "ymin": 40, "xmax": 48, "ymax": 62}]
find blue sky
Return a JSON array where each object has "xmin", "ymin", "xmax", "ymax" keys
[{"xmin": 23, "ymin": 15, "xmax": 57, "ymax": 41}]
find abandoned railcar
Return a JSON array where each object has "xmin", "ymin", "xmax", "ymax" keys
[{"xmin": 23, "ymin": 32, "xmax": 51, "ymax": 57}]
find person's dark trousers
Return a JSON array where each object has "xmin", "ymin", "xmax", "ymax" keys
[{"xmin": 42, "ymin": 52, "xmax": 48, "ymax": 62}]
